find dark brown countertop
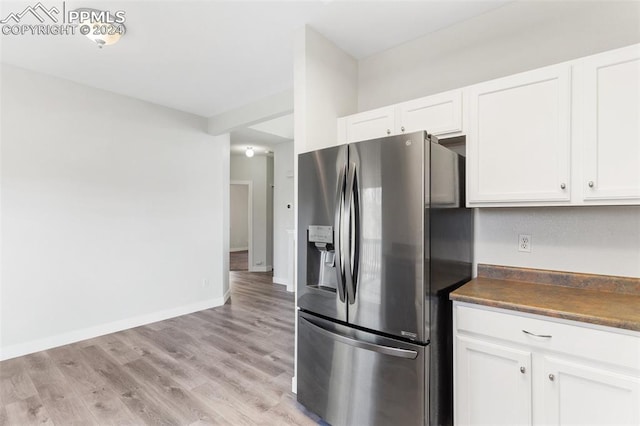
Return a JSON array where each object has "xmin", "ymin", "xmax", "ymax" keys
[{"xmin": 450, "ymin": 264, "xmax": 640, "ymax": 332}]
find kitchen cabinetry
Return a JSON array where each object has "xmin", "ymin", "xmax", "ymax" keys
[
  {"xmin": 453, "ymin": 303, "xmax": 640, "ymax": 426},
  {"xmin": 340, "ymin": 105, "xmax": 395, "ymax": 144},
  {"xmin": 397, "ymin": 90, "xmax": 463, "ymax": 136},
  {"xmin": 542, "ymin": 356, "xmax": 640, "ymax": 425},
  {"xmin": 337, "ymin": 89, "xmax": 463, "ymax": 144},
  {"xmin": 466, "ymin": 65, "xmax": 571, "ymax": 205},
  {"xmin": 337, "ymin": 44, "xmax": 639, "ymax": 207},
  {"xmin": 456, "ymin": 336, "xmax": 532, "ymax": 425},
  {"xmin": 466, "ymin": 43, "xmax": 640, "ymax": 207},
  {"xmin": 578, "ymin": 44, "xmax": 640, "ymax": 203}
]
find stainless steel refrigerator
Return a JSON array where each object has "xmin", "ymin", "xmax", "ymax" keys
[{"xmin": 297, "ymin": 131, "xmax": 473, "ymax": 426}]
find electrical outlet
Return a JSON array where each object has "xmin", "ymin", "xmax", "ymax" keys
[
  {"xmin": 202, "ymin": 279, "xmax": 209, "ymax": 288},
  {"xmin": 518, "ymin": 234, "xmax": 531, "ymax": 253}
]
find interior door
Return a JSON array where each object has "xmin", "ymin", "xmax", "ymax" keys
[
  {"xmin": 347, "ymin": 132, "xmax": 426, "ymax": 341},
  {"xmin": 297, "ymin": 146, "xmax": 347, "ymax": 321}
]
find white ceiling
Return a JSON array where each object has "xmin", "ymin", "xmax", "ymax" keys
[
  {"xmin": 228, "ymin": 113, "xmax": 293, "ymax": 156},
  {"xmin": 230, "ymin": 126, "xmax": 290, "ymax": 156},
  {"xmin": 249, "ymin": 114, "xmax": 293, "ymax": 140},
  {"xmin": 0, "ymin": 1, "xmax": 509, "ymax": 118}
]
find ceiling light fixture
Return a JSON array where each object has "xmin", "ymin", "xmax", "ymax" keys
[
  {"xmin": 245, "ymin": 147, "xmax": 255, "ymax": 158},
  {"xmin": 71, "ymin": 8, "xmax": 126, "ymax": 48}
]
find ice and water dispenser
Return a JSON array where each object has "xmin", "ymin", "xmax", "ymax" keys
[{"xmin": 306, "ymin": 225, "xmax": 338, "ymax": 291}]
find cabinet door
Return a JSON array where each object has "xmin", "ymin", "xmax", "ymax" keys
[
  {"xmin": 542, "ymin": 356, "xmax": 640, "ymax": 426},
  {"xmin": 455, "ymin": 336, "xmax": 532, "ymax": 426},
  {"xmin": 467, "ymin": 65, "xmax": 571, "ymax": 205},
  {"xmin": 398, "ymin": 90, "xmax": 463, "ymax": 136},
  {"xmin": 345, "ymin": 106, "xmax": 395, "ymax": 143},
  {"xmin": 580, "ymin": 44, "xmax": 640, "ymax": 202}
]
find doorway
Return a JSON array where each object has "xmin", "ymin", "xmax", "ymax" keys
[{"xmin": 229, "ymin": 181, "xmax": 252, "ymax": 271}]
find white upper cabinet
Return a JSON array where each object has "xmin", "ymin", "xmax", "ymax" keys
[
  {"xmin": 338, "ymin": 89, "xmax": 463, "ymax": 144},
  {"xmin": 337, "ymin": 44, "xmax": 640, "ymax": 207},
  {"xmin": 342, "ymin": 105, "xmax": 395, "ymax": 144},
  {"xmin": 397, "ymin": 89, "xmax": 463, "ymax": 136},
  {"xmin": 578, "ymin": 44, "xmax": 640, "ymax": 203},
  {"xmin": 467, "ymin": 65, "xmax": 572, "ymax": 205}
]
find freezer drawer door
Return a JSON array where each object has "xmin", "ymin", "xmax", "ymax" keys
[{"xmin": 297, "ymin": 312, "xmax": 427, "ymax": 426}]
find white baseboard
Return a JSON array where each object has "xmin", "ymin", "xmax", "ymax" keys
[
  {"xmin": 229, "ymin": 247, "xmax": 248, "ymax": 252},
  {"xmin": 0, "ymin": 296, "xmax": 227, "ymax": 361},
  {"xmin": 223, "ymin": 288, "xmax": 231, "ymax": 303},
  {"xmin": 272, "ymin": 276, "xmax": 288, "ymax": 286},
  {"xmin": 250, "ymin": 265, "xmax": 273, "ymax": 272},
  {"xmin": 292, "ymin": 375, "xmax": 297, "ymax": 394}
]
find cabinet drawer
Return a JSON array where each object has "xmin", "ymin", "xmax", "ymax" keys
[{"xmin": 455, "ymin": 304, "xmax": 640, "ymax": 371}]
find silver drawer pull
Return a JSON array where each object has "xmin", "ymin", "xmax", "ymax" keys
[{"xmin": 522, "ymin": 329, "xmax": 552, "ymax": 339}]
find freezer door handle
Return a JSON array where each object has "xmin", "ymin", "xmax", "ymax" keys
[
  {"xmin": 334, "ymin": 164, "xmax": 347, "ymax": 302},
  {"xmin": 300, "ymin": 317, "xmax": 419, "ymax": 359}
]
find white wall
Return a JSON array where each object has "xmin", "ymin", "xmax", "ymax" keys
[
  {"xmin": 0, "ymin": 65, "xmax": 228, "ymax": 360},
  {"xmin": 356, "ymin": 1, "xmax": 640, "ymax": 278},
  {"xmin": 476, "ymin": 207, "xmax": 640, "ymax": 278},
  {"xmin": 229, "ymin": 184, "xmax": 249, "ymax": 251},
  {"xmin": 213, "ymin": 134, "xmax": 230, "ymax": 299},
  {"xmin": 267, "ymin": 155, "xmax": 274, "ymax": 268},
  {"xmin": 358, "ymin": 1, "xmax": 640, "ymax": 110},
  {"xmin": 208, "ymin": 89, "xmax": 293, "ymax": 135},
  {"xmin": 272, "ymin": 141, "xmax": 294, "ymax": 285},
  {"xmin": 294, "ymin": 26, "xmax": 358, "ymax": 154},
  {"xmin": 230, "ymin": 154, "xmax": 272, "ymax": 271}
]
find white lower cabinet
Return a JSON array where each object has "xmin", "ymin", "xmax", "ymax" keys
[
  {"xmin": 456, "ymin": 336, "xmax": 532, "ymax": 426},
  {"xmin": 454, "ymin": 303, "xmax": 640, "ymax": 426},
  {"xmin": 542, "ymin": 356, "xmax": 640, "ymax": 426}
]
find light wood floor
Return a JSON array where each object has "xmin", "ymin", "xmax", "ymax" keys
[{"xmin": 0, "ymin": 272, "xmax": 318, "ymax": 425}]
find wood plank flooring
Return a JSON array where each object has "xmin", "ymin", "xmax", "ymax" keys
[
  {"xmin": 229, "ymin": 251, "xmax": 248, "ymax": 271},
  {"xmin": 0, "ymin": 272, "xmax": 318, "ymax": 425}
]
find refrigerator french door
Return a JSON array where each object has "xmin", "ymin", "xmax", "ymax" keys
[
  {"xmin": 297, "ymin": 131, "xmax": 472, "ymax": 426},
  {"xmin": 298, "ymin": 133, "xmax": 426, "ymax": 338}
]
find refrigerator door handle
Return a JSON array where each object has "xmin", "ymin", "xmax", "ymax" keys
[
  {"xmin": 334, "ymin": 164, "xmax": 347, "ymax": 303},
  {"xmin": 300, "ymin": 317, "xmax": 419, "ymax": 359},
  {"xmin": 344, "ymin": 161, "xmax": 359, "ymax": 304}
]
